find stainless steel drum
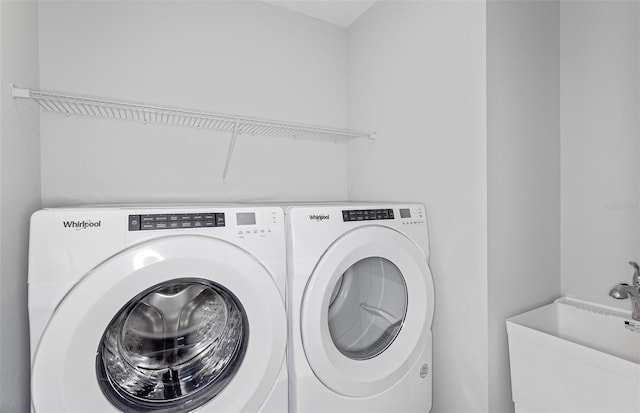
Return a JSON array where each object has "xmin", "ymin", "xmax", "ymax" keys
[{"xmin": 96, "ymin": 279, "xmax": 248, "ymax": 412}]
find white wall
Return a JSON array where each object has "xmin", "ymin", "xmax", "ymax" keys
[
  {"xmin": 0, "ymin": 1, "xmax": 40, "ymax": 411},
  {"xmin": 487, "ymin": 1, "xmax": 561, "ymax": 412},
  {"xmin": 38, "ymin": 0, "xmax": 350, "ymax": 206},
  {"xmin": 347, "ymin": 2, "xmax": 488, "ymax": 411},
  {"xmin": 561, "ymin": 1, "xmax": 639, "ymax": 310},
  {"xmin": 16, "ymin": 2, "xmax": 638, "ymax": 412}
]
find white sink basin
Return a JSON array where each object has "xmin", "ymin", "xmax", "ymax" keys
[{"xmin": 506, "ymin": 297, "xmax": 640, "ymax": 413}]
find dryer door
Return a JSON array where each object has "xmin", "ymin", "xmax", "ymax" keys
[
  {"xmin": 31, "ymin": 235, "xmax": 286, "ymax": 413},
  {"xmin": 301, "ymin": 226, "xmax": 434, "ymax": 397}
]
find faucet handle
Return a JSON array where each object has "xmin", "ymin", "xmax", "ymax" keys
[{"xmin": 630, "ymin": 261, "xmax": 640, "ymax": 288}]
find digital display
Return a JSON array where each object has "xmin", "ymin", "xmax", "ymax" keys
[
  {"xmin": 400, "ymin": 208, "xmax": 411, "ymax": 218},
  {"xmin": 236, "ymin": 212, "xmax": 256, "ymax": 226}
]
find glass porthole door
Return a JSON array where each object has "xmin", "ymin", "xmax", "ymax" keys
[
  {"xmin": 301, "ymin": 226, "xmax": 435, "ymax": 398},
  {"xmin": 97, "ymin": 279, "xmax": 248, "ymax": 412},
  {"xmin": 31, "ymin": 236, "xmax": 286, "ymax": 413},
  {"xmin": 328, "ymin": 257, "xmax": 407, "ymax": 361}
]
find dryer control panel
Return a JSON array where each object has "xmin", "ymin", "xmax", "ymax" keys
[
  {"xmin": 398, "ymin": 207, "xmax": 426, "ymax": 225},
  {"xmin": 342, "ymin": 208, "xmax": 394, "ymax": 222},
  {"xmin": 128, "ymin": 212, "xmax": 225, "ymax": 231},
  {"xmin": 341, "ymin": 206, "xmax": 425, "ymax": 226}
]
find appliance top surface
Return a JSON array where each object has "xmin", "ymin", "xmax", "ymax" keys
[
  {"xmin": 40, "ymin": 203, "xmax": 280, "ymax": 211},
  {"xmin": 41, "ymin": 201, "xmax": 421, "ymax": 210}
]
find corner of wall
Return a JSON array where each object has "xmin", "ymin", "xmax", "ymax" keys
[{"xmin": 0, "ymin": 1, "xmax": 41, "ymax": 410}]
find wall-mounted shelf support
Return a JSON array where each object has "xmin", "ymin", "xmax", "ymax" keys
[
  {"xmin": 11, "ymin": 84, "xmax": 375, "ymax": 179},
  {"xmin": 223, "ymin": 119, "xmax": 241, "ymax": 181}
]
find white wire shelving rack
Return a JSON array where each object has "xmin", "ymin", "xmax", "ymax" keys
[{"xmin": 11, "ymin": 85, "xmax": 374, "ymax": 179}]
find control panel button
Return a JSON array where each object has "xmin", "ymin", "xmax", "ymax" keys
[{"xmin": 128, "ymin": 215, "xmax": 141, "ymax": 231}]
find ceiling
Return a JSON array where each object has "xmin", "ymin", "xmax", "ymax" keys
[{"xmin": 262, "ymin": 1, "xmax": 378, "ymax": 28}]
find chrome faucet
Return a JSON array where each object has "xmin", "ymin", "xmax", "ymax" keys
[{"xmin": 609, "ymin": 261, "xmax": 640, "ymax": 321}]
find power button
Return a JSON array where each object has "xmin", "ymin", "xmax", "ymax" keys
[{"xmin": 128, "ymin": 215, "xmax": 141, "ymax": 231}]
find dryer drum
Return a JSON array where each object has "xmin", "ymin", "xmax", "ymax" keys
[
  {"xmin": 327, "ymin": 257, "xmax": 408, "ymax": 360},
  {"xmin": 95, "ymin": 278, "xmax": 249, "ymax": 412}
]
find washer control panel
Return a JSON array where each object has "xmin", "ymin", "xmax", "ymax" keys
[
  {"xmin": 342, "ymin": 208, "xmax": 395, "ymax": 222},
  {"xmin": 235, "ymin": 210, "xmax": 279, "ymax": 239},
  {"xmin": 128, "ymin": 212, "xmax": 225, "ymax": 231}
]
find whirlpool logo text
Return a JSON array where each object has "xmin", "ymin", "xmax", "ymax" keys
[
  {"xmin": 63, "ymin": 220, "xmax": 102, "ymax": 230},
  {"xmin": 309, "ymin": 214, "xmax": 330, "ymax": 222}
]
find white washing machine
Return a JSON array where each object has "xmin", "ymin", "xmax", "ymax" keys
[
  {"xmin": 286, "ymin": 203, "xmax": 435, "ymax": 413},
  {"xmin": 28, "ymin": 205, "xmax": 287, "ymax": 413}
]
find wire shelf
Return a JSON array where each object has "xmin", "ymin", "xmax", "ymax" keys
[
  {"xmin": 11, "ymin": 85, "xmax": 372, "ymax": 142},
  {"xmin": 11, "ymin": 85, "xmax": 374, "ymax": 179}
]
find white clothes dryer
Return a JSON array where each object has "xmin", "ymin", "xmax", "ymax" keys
[
  {"xmin": 285, "ymin": 203, "xmax": 435, "ymax": 413},
  {"xmin": 28, "ymin": 205, "xmax": 287, "ymax": 413}
]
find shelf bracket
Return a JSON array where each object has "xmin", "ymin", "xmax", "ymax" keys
[
  {"xmin": 11, "ymin": 84, "xmax": 31, "ymax": 99},
  {"xmin": 222, "ymin": 119, "xmax": 241, "ymax": 180}
]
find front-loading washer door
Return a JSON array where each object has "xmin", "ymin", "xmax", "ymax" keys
[
  {"xmin": 31, "ymin": 235, "xmax": 286, "ymax": 413},
  {"xmin": 301, "ymin": 226, "xmax": 435, "ymax": 397}
]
